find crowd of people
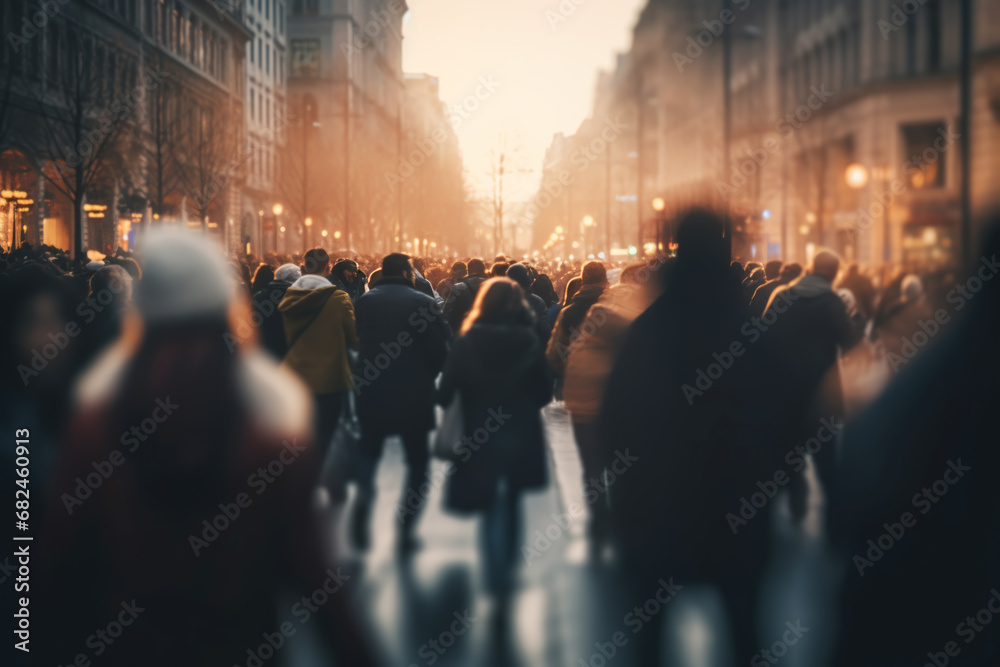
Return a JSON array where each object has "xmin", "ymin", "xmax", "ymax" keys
[{"xmin": 2, "ymin": 206, "xmax": 998, "ymax": 666}]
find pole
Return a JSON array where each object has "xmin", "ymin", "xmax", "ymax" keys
[
  {"xmin": 959, "ymin": 0, "xmax": 973, "ymax": 267},
  {"xmin": 722, "ymin": 0, "xmax": 732, "ymax": 257},
  {"xmin": 397, "ymin": 103, "xmax": 403, "ymax": 251},
  {"xmin": 302, "ymin": 102, "xmax": 309, "ymax": 252},
  {"xmin": 343, "ymin": 82, "xmax": 351, "ymax": 253},
  {"xmin": 605, "ymin": 131, "xmax": 612, "ymax": 259},
  {"xmin": 636, "ymin": 69, "xmax": 644, "ymax": 253}
]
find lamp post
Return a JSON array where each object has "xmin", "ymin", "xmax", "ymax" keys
[
  {"xmin": 304, "ymin": 216, "xmax": 313, "ymax": 250},
  {"xmin": 272, "ymin": 203, "xmax": 283, "ymax": 254},
  {"xmin": 582, "ymin": 215, "xmax": 595, "ymax": 257},
  {"xmin": 651, "ymin": 198, "xmax": 666, "ymax": 255}
]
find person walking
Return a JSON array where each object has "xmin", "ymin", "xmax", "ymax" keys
[
  {"xmin": 438, "ymin": 278, "xmax": 551, "ymax": 599},
  {"xmin": 444, "ymin": 258, "xmax": 488, "ymax": 333},
  {"xmin": 350, "ymin": 253, "xmax": 451, "ymax": 552},
  {"xmin": 37, "ymin": 228, "xmax": 377, "ymax": 666},
  {"xmin": 251, "ymin": 263, "xmax": 300, "ymax": 359},
  {"xmin": 279, "ymin": 273, "xmax": 358, "ymax": 465}
]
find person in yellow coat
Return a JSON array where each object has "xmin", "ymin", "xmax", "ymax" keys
[{"xmin": 280, "ymin": 273, "xmax": 359, "ymax": 462}]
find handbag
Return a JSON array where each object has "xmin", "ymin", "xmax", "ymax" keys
[
  {"xmin": 432, "ymin": 392, "xmax": 464, "ymax": 462},
  {"xmin": 323, "ymin": 391, "xmax": 362, "ymax": 502}
]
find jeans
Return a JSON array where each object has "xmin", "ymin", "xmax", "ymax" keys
[
  {"xmin": 352, "ymin": 425, "xmax": 430, "ymax": 537},
  {"xmin": 480, "ymin": 480, "xmax": 522, "ymax": 596}
]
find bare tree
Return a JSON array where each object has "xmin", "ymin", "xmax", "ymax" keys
[
  {"xmin": 175, "ymin": 101, "xmax": 241, "ymax": 229},
  {"xmin": 28, "ymin": 27, "xmax": 135, "ymax": 258},
  {"xmin": 146, "ymin": 69, "xmax": 183, "ymax": 220},
  {"xmin": 487, "ymin": 132, "xmax": 530, "ymax": 256}
]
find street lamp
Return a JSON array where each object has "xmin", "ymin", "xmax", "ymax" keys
[
  {"xmin": 582, "ymin": 215, "xmax": 595, "ymax": 256},
  {"xmin": 304, "ymin": 216, "xmax": 313, "ymax": 250},
  {"xmin": 845, "ymin": 163, "xmax": 869, "ymax": 190},
  {"xmin": 272, "ymin": 204, "xmax": 283, "ymax": 253},
  {"xmin": 652, "ymin": 197, "xmax": 666, "ymax": 254}
]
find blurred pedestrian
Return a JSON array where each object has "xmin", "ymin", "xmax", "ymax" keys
[
  {"xmin": 350, "ymin": 253, "xmax": 451, "ymax": 552},
  {"xmin": 438, "ymin": 278, "xmax": 550, "ymax": 598}
]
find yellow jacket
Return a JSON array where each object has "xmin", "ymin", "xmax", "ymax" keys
[{"xmin": 279, "ymin": 285, "xmax": 359, "ymax": 394}]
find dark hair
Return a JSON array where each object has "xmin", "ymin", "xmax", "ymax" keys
[
  {"xmin": 564, "ymin": 276, "xmax": 582, "ymax": 304},
  {"xmin": 764, "ymin": 260, "xmax": 783, "ymax": 280},
  {"xmin": 381, "ymin": 253, "xmax": 412, "ymax": 277},
  {"xmin": 251, "ymin": 263, "xmax": 275, "ymax": 293},
  {"xmin": 530, "ymin": 273, "xmax": 558, "ymax": 307},
  {"xmin": 780, "ymin": 262, "xmax": 803, "ymax": 281},
  {"xmin": 467, "ymin": 258, "xmax": 486, "ymax": 276},
  {"xmin": 451, "ymin": 261, "xmax": 468, "ymax": 278},
  {"xmin": 581, "ymin": 261, "xmax": 607, "ymax": 286},
  {"xmin": 303, "ymin": 248, "xmax": 330, "ymax": 275},
  {"xmin": 90, "ymin": 264, "xmax": 132, "ymax": 298},
  {"xmin": 460, "ymin": 278, "xmax": 531, "ymax": 335},
  {"xmin": 490, "ymin": 262, "xmax": 509, "ymax": 277}
]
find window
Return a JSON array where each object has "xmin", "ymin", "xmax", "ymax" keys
[
  {"xmin": 265, "ymin": 0, "xmax": 269, "ymax": 20},
  {"xmin": 250, "ymin": 38, "xmax": 254, "ymax": 64},
  {"xmin": 290, "ymin": 39, "xmax": 319, "ymax": 78},
  {"xmin": 265, "ymin": 43, "xmax": 270, "ymax": 75},
  {"xmin": 902, "ymin": 122, "xmax": 947, "ymax": 189},
  {"xmin": 250, "ymin": 89, "xmax": 255, "ymax": 120},
  {"xmin": 291, "ymin": 0, "xmax": 318, "ymax": 16}
]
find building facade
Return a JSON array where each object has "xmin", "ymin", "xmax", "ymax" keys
[
  {"xmin": 285, "ymin": 0, "xmax": 407, "ymax": 254},
  {"xmin": 0, "ymin": 0, "xmax": 250, "ymax": 257},
  {"xmin": 532, "ymin": 0, "xmax": 1000, "ymax": 270}
]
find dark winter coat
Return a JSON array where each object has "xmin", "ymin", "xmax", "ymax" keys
[
  {"xmin": 354, "ymin": 276, "xmax": 451, "ymax": 433},
  {"xmin": 443, "ymin": 274, "xmax": 487, "ymax": 332},
  {"xmin": 546, "ymin": 283, "xmax": 605, "ymax": 376},
  {"xmin": 251, "ymin": 279, "xmax": 294, "ymax": 359},
  {"xmin": 829, "ymin": 244, "xmax": 1000, "ymax": 667},
  {"xmin": 438, "ymin": 323, "xmax": 550, "ymax": 513},
  {"xmin": 600, "ymin": 261, "xmax": 774, "ymax": 580}
]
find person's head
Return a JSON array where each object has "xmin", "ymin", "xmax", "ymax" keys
[
  {"xmin": 505, "ymin": 263, "xmax": 532, "ymax": 291},
  {"xmin": 749, "ymin": 267, "xmax": 765, "ymax": 283},
  {"xmin": 491, "ymin": 262, "xmax": 509, "ymax": 277},
  {"xmin": 114, "ymin": 256, "xmax": 142, "ymax": 281},
  {"xmin": 275, "ymin": 263, "xmax": 302, "ymax": 283},
  {"xmin": 368, "ymin": 268, "xmax": 383, "ymax": 289},
  {"xmin": 901, "ymin": 274, "xmax": 924, "ymax": 303},
  {"xmin": 467, "ymin": 258, "xmax": 486, "ymax": 277},
  {"xmin": 764, "ymin": 260, "xmax": 783, "ymax": 280},
  {"xmin": 450, "ymin": 261, "xmax": 468, "ymax": 280},
  {"xmin": 675, "ymin": 208, "xmax": 730, "ymax": 268},
  {"xmin": 530, "ymin": 273, "xmax": 558, "ymax": 306},
  {"xmin": 133, "ymin": 228, "xmax": 238, "ymax": 330},
  {"xmin": 744, "ymin": 262, "xmax": 762, "ymax": 278},
  {"xmin": 333, "ymin": 259, "xmax": 359, "ymax": 284},
  {"xmin": 382, "ymin": 253, "xmax": 414, "ymax": 284},
  {"xmin": 564, "ymin": 276, "xmax": 582, "ymax": 304},
  {"xmin": 580, "ymin": 260, "xmax": 608, "ymax": 287},
  {"xmin": 303, "ymin": 248, "xmax": 330, "ymax": 276},
  {"xmin": 251, "ymin": 263, "xmax": 274, "ymax": 292},
  {"xmin": 460, "ymin": 277, "xmax": 531, "ymax": 335},
  {"xmin": 810, "ymin": 250, "xmax": 840, "ymax": 282},
  {"xmin": 779, "ymin": 262, "xmax": 803, "ymax": 283},
  {"xmin": 90, "ymin": 264, "xmax": 133, "ymax": 305}
]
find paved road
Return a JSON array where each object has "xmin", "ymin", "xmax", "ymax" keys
[{"xmin": 288, "ymin": 402, "xmax": 840, "ymax": 667}]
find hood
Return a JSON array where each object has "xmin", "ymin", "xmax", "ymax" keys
[{"xmin": 279, "ymin": 286, "xmax": 336, "ymax": 339}]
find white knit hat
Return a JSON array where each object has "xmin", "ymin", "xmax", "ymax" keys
[{"xmin": 133, "ymin": 228, "xmax": 237, "ymax": 326}]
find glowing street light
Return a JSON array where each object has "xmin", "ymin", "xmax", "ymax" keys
[
  {"xmin": 304, "ymin": 217, "xmax": 313, "ymax": 226},
  {"xmin": 321, "ymin": 229, "xmax": 328, "ymax": 237},
  {"xmin": 651, "ymin": 197, "xmax": 666, "ymax": 212},
  {"xmin": 582, "ymin": 215, "xmax": 595, "ymax": 227},
  {"xmin": 845, "ymin": 163, "xmax": 869, "ymax": 190},
  {"xmin": 272, "ymin": 203, "xmax": 284, "ymax": 216}
]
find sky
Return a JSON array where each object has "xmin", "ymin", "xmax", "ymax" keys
[{"xmin": 402, "ymin": 0, "xmax": 646, "ymax": 201}]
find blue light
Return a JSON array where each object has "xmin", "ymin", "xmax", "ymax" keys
[{"xmin": 762, "ymin": 209, "xmax": 772, "ymax": 219}]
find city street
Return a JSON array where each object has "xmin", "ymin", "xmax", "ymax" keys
[{"xmin": 286, "ymin": 403, "xmax": 841, "ymax": 667}]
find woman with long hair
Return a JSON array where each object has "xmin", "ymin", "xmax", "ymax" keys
[
  {"xmin": 437, "ymin": 278, "xmax": 551, "ymax": 600},
  {"xmin": 37, "ymin": 229, "xmax": 377, "ymax": 667}
]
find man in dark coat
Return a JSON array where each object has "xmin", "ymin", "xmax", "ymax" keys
[
  {"xmin": 761, "ymin": 250, "xmax": 860, "ymax": 520},
  {"xmin": 443, "ymin": 257, "xmax": 487, "ymax": 332},
  {"xmin": 351, "ymin": 253, "xmax": 451, "ymax": 551},
  {"xmin": 506, "ymin": 262, "xmax": 551, "ymax": 345},
  {"xmin": 829, "ymin": 221, "xmax": 1000, "ymax": 667},
  {"xmin": 546, "ymin": 261, "xmax": 608, "ymax": 377},
  {"xmin": 251, "ymin": 263, "xmax": 301, "ymax": 359},
  {"xmin": 749, "ymin": 261, "xmax": 802, "ymax": 318},
  {"xmin": 435, "ymin": 261, "xmax": 467, "ymax": 303},
  {"xmin": 600, "ymin": 209, "xmax": 773, "ymax": 666}
]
